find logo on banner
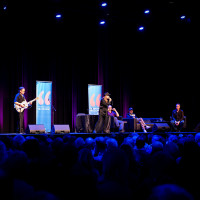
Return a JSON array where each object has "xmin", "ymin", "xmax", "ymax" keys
[
  {"xmin": 38, "ymin": 91, "xmax": 51, "ymax": 106},
  {"xmin": 37, "ymin": 91, "xmax": 51, "ymax": 111},
  {"xmin": 90, "ymin": 93, "xmax": 101, "ymax": 107}
]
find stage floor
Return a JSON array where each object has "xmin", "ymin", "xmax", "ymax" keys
[{"xmin": 0, "ymin": 131, "xmax": 197, "ymax": 139}]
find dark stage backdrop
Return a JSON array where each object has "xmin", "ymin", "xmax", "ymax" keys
[{"xmin": 0, "ymin": 0, "xmax": 199, "ymax": 133}]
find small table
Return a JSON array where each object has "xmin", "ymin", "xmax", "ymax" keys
[{"xmin": 76, "ymin": 114, "xmax": 99, "ymax": 133}]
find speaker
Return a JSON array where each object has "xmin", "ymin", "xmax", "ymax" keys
[
  {"xmin": 26, "ymin": 124, "xmax": 45, "ymax": 134},
  {"xmin": 152, "ymin": 123, "xmax": 170, "ymax": 132},
  {"xmin": 52, "ymin": 124, "xmax": 70, "ymax": 134}
]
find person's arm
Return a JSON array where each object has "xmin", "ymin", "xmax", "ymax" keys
[
  {"xmin": 172, "ymin": 110, "xmax": 176, "ymax": 121},
  {"xmin": 14, "ymin": 102, "xmax": 25, "ymax": 107},
  {"xmin": 101, "ymin": 98, "xmax": 108, "ymax": 106},
  {"xmin": 14, "ymin": 102, "xmax": 20, "ymax": 106},
  {"xmin": 108, "ymin": 97, "xmax": 113, "ymax": 106},
  {"xmin": 102, "ymin": 98, "xmax": 112, "ymax": 110},
  {"xmin": 112, "ymin": 108, "xmax": 119, "ymax": 117}
]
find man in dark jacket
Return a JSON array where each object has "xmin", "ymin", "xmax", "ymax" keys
[
  {"xmin": 171, "ymin": 103, "xmax": 184, "ymax": 132},
  {"xmin": 94, "ymin": 92, "xmax": 112, "ymax": 133}
]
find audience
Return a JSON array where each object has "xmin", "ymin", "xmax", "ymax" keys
[
  {"xmin": 0, "ymin": 132, "xmax": 199, "ymax": 200},
  {"xmin": 148, "ymin": 184, "xmax": 194, "ymax": 200}
]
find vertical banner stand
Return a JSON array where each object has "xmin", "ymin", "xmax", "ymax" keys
[
  {"xmin": 88, "ymin": 84, "xmax": 102, "ymax": 115},
  {"xmin": 36, "ymin": 81, "xmax": 52, "ymax": 133}
]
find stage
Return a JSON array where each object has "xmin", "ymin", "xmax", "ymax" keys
[{"xmin": 0, "ymin": 131, "xmax": 197, "ymax": 140}]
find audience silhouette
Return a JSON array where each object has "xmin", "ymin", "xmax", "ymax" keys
[{"xmin": 0, "ymin": 132, "xmax": 199, "ymax": 200}]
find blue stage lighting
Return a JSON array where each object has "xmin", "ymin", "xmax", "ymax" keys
[
  {"xmin": 55, "ymin": 14, "xmax": 62, "ymax": 18},
  {"xmin": 180, "ymin": 15, "xmax": 186, "ymax": 19},
  {"xmin": 101, "ymin": 2, "xmax": 107, "ymax": 7},
  {"xmin": 138, "ymin": 26, "xmax": 144, "ymax": 31},
  {"xmin": 144, "ymin": 9, "xmax": 150, "ymax": 14},
  {"xmin": 99, "ymin": 20, "xmax": 106, "ymax": 25},
  {"xmin": 3, "ymin": 6, "xmax": 7, "ymax": 10}
]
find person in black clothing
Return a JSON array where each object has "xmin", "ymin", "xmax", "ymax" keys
[
  {"xmin": 93, "ymin": 92, "xmax": 112, "ymax": 133},
  {"xmin": 171, "ymin": 103, "xmax": 184, "ymax": 132},
  {"xmin": 14, "ymin": 87, "xmax": 32, "ymax": 133}
]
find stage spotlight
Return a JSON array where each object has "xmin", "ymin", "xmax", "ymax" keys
[
  {"xmin": 3, "ymin": 6, "xmax": 7, "ymax": 10},
  {"xmin": 179, "ymin": 15, "xmax": 191, "ymax": 23},
  {"xmin": 99, "ymin": 20, "xmax": 106, "ymax": 25},
  {"xmin": 144, "ymin": 9, "xmax": 150, "ymax": 14},
  {"xmin": 138, "ymin": 26, "xmax": 144, "ymax": 31},
  {"xmin": 55, "ymin": 14, "xmax": 62, "ymax": 18},
  {"xmin": 101, "ymin": 2, "xmax": 107, "ymax": 7},
  {"xmin": 180, "ymin": 15, "xmax": 186, "ymax": 19}
]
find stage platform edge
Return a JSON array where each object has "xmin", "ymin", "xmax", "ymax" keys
[{"xmin": 0, "ymin": 131, "xmax": 197, "ymax": 139}]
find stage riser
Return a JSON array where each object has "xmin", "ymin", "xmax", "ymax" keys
[{"xmin": 0, "ymin": 132, "xmax": 197, "ymax": 140}]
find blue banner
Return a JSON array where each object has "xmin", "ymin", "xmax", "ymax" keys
[
  {"xmin": 88, "ymin": 84, "xmax": 102, "ymax": 115},
  {"xmin": 36, "ymin": 81, "xmax": 52, "ymax": 133}
]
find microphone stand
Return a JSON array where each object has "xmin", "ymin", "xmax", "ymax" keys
[{"xmin": 49, "ymin": 99, "xmax": 56, "ymax": 133}]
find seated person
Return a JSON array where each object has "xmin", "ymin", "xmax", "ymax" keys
[
  {"xmin": 171, "ymin": 103, "xmax": 184, "ymax": 132},
  {"xmin": 126, "ymin": 107, "xmax": 150, "ymax": 133},
  {"xmin": 107, "ymin": 105, "xmax": 125, "ymax": 132},
  {"xmin": 126, "ymin": 107, "xmax": 136, "ymax": 118}
]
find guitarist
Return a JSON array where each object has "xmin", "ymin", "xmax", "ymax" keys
[{"xmin": 14, "ymin": 87, "xmax": 32, "ymax": 133}]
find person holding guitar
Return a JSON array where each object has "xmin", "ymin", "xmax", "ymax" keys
[{"xmin": 14, "ymin": 87, "xmax": 38, "ymax": 133}]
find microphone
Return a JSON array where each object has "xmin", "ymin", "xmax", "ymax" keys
[{"xmin": 49, "ymin": 98, "xmax": 56, "ymax": 111}]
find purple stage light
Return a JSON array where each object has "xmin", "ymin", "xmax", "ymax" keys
[{"xmin": 0, "ymin": 96, "xmax": 3, "ymax": 132}]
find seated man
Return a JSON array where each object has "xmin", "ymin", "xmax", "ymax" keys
[
  {"xmin": 126, "ymin": 107, "xmax": 136, "ymax": 118},
  {"xmin": 126, "ymin": 107, "xmax": 150, "ymax": 133},
  {"xmin": 171, "ymin": 103, "xmax": 184, "ymax": 132},
  {"xmin": 107, "ymin": 105, "xmax": 125, "ymax": 132}
]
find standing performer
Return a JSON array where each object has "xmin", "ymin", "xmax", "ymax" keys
[
  {"xmin": 14, "ymin": 87, "xmax": 32, "ymax": 133},
  {"xmin": 94, "ymin": 92, "xmax": 112, "ymax": 133}
]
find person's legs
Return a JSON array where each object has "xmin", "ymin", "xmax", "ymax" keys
[
  {"xmin": 138, "ymin": 118, "xmax": 147, "ymax": 133},
  {"xmin": 178, "ymin": 120, "xmax": 184, "ymax": 132},
  {"xmin": 103, "ymin": 115, "xmax": 111, "ymax": 133},
  {"xmin": 19, "ymin": 111, "xmax": 24, "ymax": 133},
  {"xmin": 171, "ymin": 120, "xmax": 178, "ymax": 132},
  {"xmin": 118, "ymin": 120, "xmax": 125, "ymax": 132},
  {"xmin": 16, "ymin": 111, "xmax": 24, "ymax": 133},
  {"xmin": 114, "ymin": 117, "xmax": 119, "ymax": 127},
  {"xmin": 94, "ymin": 115, "xmax": 104, "ymax": 133},
  {"xmin": 16, "ymin": 112, "xmax": 20, "ymax": 133}
]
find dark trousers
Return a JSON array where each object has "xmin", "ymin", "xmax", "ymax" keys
[
  {"xmin": 171, "ymin": 120, "xmax": 184, "ymax": 132},
  {"xmin": 16, "ymin": 111, "xmax": 24, "ymax": 133},
  {"xmin": 94, "ymin": 114, "xmax": 111, "ymax": 133}
]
